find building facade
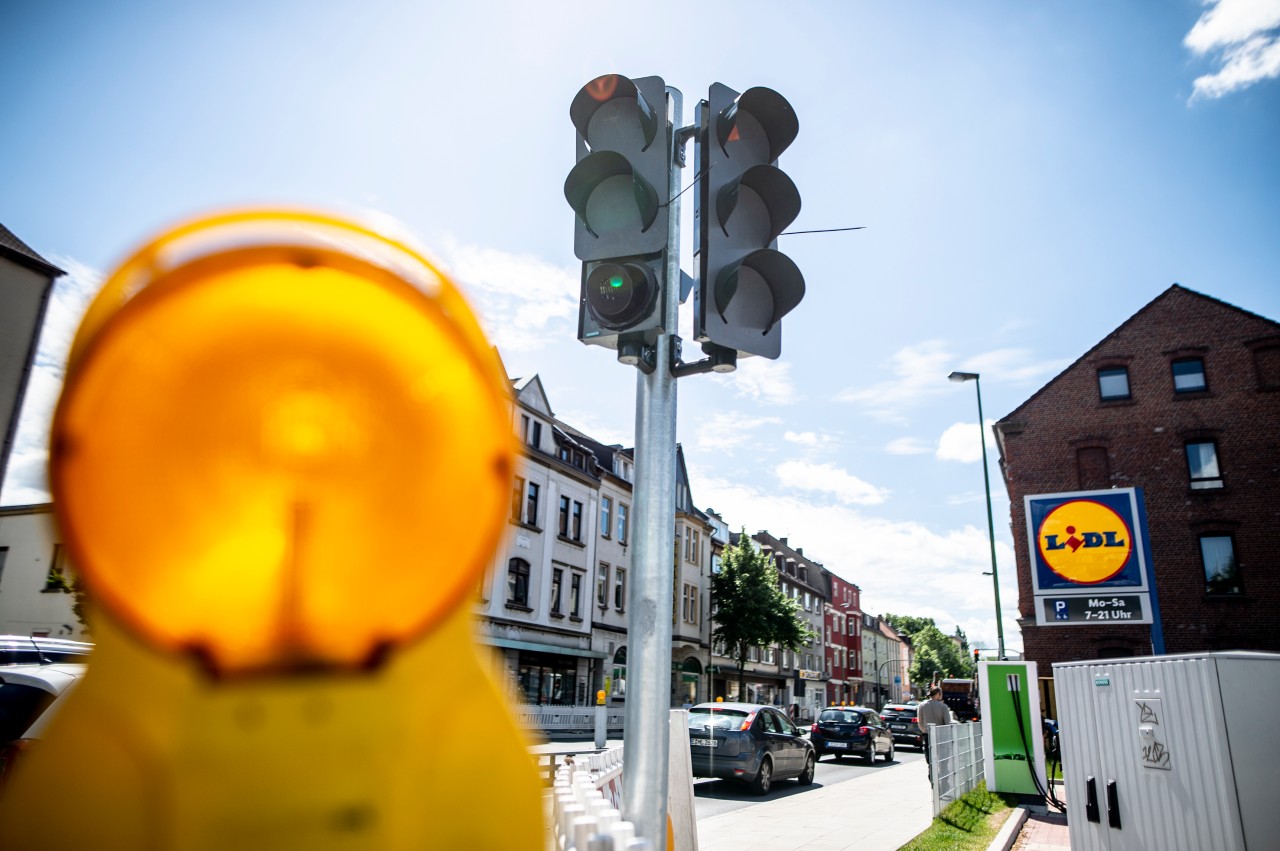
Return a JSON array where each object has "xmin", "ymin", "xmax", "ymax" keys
[
  {"xmin": 0, "ymin": 504, "xmax": 86, "ymax": 639},
  {"xmin": 995, "ymin": 285, "xmax": 1280, "ymax": 668},
  {"xmin": 1, "ymin": 223, "xmax": 61, "ymax": 495},
  {"xmin": 823, "ymin": 569, "xmax": 862, "ymax": 705}
]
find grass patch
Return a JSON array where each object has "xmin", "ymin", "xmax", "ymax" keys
[{"xmin": 898, "ymin": 782, "xmax": 1020, "ymax": 851}]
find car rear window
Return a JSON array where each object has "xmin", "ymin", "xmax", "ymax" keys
[
  {"xmin": 0, "ymin": 682, "xmax": 56, "ymax": 742},
  {"xmin": 818, "ymin": 709, "xmax": 864, "ymax": 724},
  {"xmin": 689, "ymin": 708, "xmax": 750, "ymax": 730}
]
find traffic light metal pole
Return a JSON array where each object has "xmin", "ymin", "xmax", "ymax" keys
[{"xmin": 622, "ymin": 85, "xmax": 682, "ymax": 850}]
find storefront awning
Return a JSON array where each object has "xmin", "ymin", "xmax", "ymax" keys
[{"xmin": 484, "ymin": 637, "xmax": 607, "ymax": 659}]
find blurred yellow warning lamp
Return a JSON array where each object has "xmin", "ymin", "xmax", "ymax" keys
[{"xmin": 52, "ymin": 210, "xmax": 515, "ymax": 674}]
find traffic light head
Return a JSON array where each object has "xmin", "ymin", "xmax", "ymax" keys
[
  {"xmin": 974, "ymin": 649, "xmax": 981, "ymax": 664},
  {"xmin": 566, "ymin": 74, "xmax": 670, "ymax": 350},
  {"xmin": 51, "ymin": 210, "xmax": 517, "ymax": 675},
  {"xmin": 696, "ymin": 83, "xmax": 805, "ymax": 359}
]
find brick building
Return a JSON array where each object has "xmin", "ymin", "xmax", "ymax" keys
[{"xmin": 995, "ymin": 285, "xmax": 1280, "ymax": 667}]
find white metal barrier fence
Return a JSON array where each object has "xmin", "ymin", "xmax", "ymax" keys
[
  {"xmin": 518, "ymin": 704, "xmax": 627, "ymax": 735},
  {"xmin": 930, "ymin": 722, "xmax": 984, "ymax": 816}
]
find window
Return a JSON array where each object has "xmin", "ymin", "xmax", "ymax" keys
[
  {"xmin": 570, "ymin": 572, "xmax": 583, "ymax": 618},
  {"xmin": 597, "ymin": 563, "xmax": 610, "ymax": 607},
  {"xmin": 511, "ymin": 476, "xmax": 525, "ymax": 522},
  {"xmin": 571, "ymin": 501, "xmax": 583, "ymax": 541},
  {"xmin": 1172, "ymin": 358, "xmax": 1207, "ymax": 393},
  {"xmin": 529, "ymin": 420, "xmax": 542, "ymax": 449},
  {"xmin": 600, "ymin": 497, "xmax": 612, "ymax": 538},
  {"xmin": 617, "ymin": 503, "xmax": 629, "ymax": 543},
  {"xmin": 1098, "ymin": 367, "xmax": 1130, "ymax": 400},
  {"xmin": 683, "ymin": 528, "xmax": 701, "ymax": 563},
  {"xmin": 525, "ymin": 482, "xmax": 540, "ymax": 526},
  {"xmin": 764, "ymin": 646, "xmax": 775, "ymax": 664},
  {"xmin": 803, "ymin": 592, "xmax": 812, "ymax": 611},
  {"xmin": 1077, "ymin": 446, "xmax": 1111, "ymax": 490},
  {"xmin": 681, "ymin": 583, "xmax": 699, "ymax": 625},
  {"xmin": 748, "ymin": 646, "xmax": 760, "ymax": 662},
  {"xmin": 558, "ymin": 496, "xmax": 571, "ymax": 536},
  {"xmin": 1200, "ymin": 535, "xmax": 1241, "ymax": 595},
  {"xmin": 1186, "ymin": 441, "xmax": 1223, "ymax": 489},
  {"xmin": 507, "ymin": 558, "xmax": 530, "ymax": 607},
  {"xmin": 614, "ymin": 567, "xmax": 626, "ymax": 610},
  {"xmin": 550, "ymin": 568, "xmax": 564, "ymax": 614}
]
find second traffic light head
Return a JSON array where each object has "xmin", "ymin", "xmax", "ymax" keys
[{"xmin": 695, "ymin": 83, "xmax": 805, "ymax": 360}]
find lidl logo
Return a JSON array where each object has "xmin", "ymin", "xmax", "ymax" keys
[{"xmin": 1037, "ymin": 499, "xmax": 1132, "ymax": 584}]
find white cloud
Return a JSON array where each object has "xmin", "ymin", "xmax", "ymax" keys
[
  {"xmin": 1185, "ymin": 0, "xmax": 1280, "ymax": 100},
  {"xmin": 687, "ymin": 469, "xmax": 1021, "ymax": 653},
  {"xmin": 714, "ymin": 358, "xmax": 798, "ymax": 406},
  {"xmin": 834, "ymin": 340, "xmax": 952, "ymax": 422},
  {"xmin": 784, "ymin": 430, "xmax": 837, "ymax": 449},
  {"xmin": 885, "ymin": 437, "xmax": 933, "ymax": 455},
  {"xmin": 435, "ymin": 237, "xmax": 579, "ymax": 353},
  {"xmin": 694, "ymin": 412, "xmax": 782, "ymax": 453},
  {"xmin": 936, "ymin": 419, "xmax": 997, "ymax": 464},
  {"xmin": 835, "ymin": 342, "xmax": 1067, "ymax": 423},
  {"xmin": 775, "ymin": 460, "xmax": 889, "ymax": 506},
  {"xmin": 959, "ymin": 349, "xmax": 1070, "ymax": 386}
]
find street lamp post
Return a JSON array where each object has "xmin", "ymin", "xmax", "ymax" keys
[{"xmin": 948, "ymin": 371, "xmax": 1006, "ymax": 661}]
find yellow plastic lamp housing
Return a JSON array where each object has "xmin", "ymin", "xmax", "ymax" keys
[{"xmin": 51, "ymin": 210, "xmax": 515, "ymax": 675}]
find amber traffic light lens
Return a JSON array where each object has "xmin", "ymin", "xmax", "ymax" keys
[{"xmin": 51, "ymin": 210, "xmax": 515, "ymax": 674}]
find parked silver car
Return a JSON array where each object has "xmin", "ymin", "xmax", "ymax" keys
[
  {"xmin": 687, "ymin": 702, "xmax": 816, "ymax": 795},
  {"xmin": 0, "ymin": 664, "xmax": 86, "ymax": 792}
]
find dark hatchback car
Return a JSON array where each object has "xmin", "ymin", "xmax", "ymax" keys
[
  {"xmin": 880, "ymin": 703, "xmax": 924, "ymax": 748},
  {"xmin": 810, "ymin": 706, "xmax": 894, "ymax": 763},
  {"xmin": 687, "ymin": 702, "xmax": 816, "ymax": 795}
]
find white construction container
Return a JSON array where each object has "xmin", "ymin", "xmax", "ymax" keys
[{"xmin": 1053, "ymin": 651, "xmax": 1280, "ymax": 851}]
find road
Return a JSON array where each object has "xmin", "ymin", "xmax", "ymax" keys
[{"xmin": 692, "ymin": 745, "xmax": 927, "ymax": 820}]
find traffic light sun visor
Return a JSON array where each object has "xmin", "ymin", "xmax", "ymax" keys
[
  {"xmin": 715, "ymin": 87, "xmax": 798, "ymax": 161},
  {"xmin": 715, "ymin": 165, "xmax": 800, "ymax": 242},
  {"xmin": 564, "ymin": 151, "xmax": 661, "ymax": 238},
  {"xmin": 570, "ymin": 75, "xmax": 658, "ymax": 154}
]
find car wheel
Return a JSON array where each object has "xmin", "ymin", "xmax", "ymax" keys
[
  {"xmin": 797, "ymin": 752, "xmax": 815, "ymax": 785},
  {"xmin": 751, "ymin": 757, "xmax": 773, "ymax": 795},
  {"xmin": 883, "ymin": 739, "xmax": 895, "ymax": 762},
  {"xmin": 863, "ymin": 745, "xmax": 875, "ymax": 764}
]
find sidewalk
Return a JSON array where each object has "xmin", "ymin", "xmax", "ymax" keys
[{"xmin": 695, "ymin": 758, "xmax": 935, "ymax": 851}]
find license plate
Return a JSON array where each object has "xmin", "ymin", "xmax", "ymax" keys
[
  {"xmin": 891, "ymin": 723, "xmax": 906, "ymax": 730},
  {"xmin": 691, "ymin": 738, "xmax": 718, "ymax": 748},
  {"xmin": 827, "ymin": 741, "xmax": 847, "ymax": 748}
]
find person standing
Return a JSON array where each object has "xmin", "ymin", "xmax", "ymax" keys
[{"xmin": 917, "ymin": 686, "xmax": 951, "ymax": 783}]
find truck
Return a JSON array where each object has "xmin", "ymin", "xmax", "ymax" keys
[{"xmin": 940, "ymin": 678, "xmax": 980, "ymax": 722}]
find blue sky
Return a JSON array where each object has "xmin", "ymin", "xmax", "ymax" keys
[{"xmin": 3, "ymin": 1, "xmax": 1278, "ymax": 653}]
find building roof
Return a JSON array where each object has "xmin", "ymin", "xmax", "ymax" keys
[
  {"xmin": 997, "ymin": 284, "xmax": 1280, "ymax": 425},
  {"xmin": 0, "ymin": 222, "xmax": 64, "ymax": 277}
]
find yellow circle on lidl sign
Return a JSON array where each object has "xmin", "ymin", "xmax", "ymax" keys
[
  {"xmin": 1038, "ymin": 500, "xmax": 1132, "ymax": 584},
  {"xmin": 51, "ymin": 210, "xmax": 515, "ymax": 675}
]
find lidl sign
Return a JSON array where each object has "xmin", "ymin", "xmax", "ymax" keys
[{"xmin": 1026, "ymin": 488, "xmax": 1154, "ymax": 626}]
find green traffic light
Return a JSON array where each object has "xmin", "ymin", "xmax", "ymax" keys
[{"xmin": 609, "ymin": 275, "xmax": 624, "ymax": 289}]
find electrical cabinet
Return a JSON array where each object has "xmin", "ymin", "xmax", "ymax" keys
[{"xmin": 1053, "ymin": 652, "xmax": 1280, "ymax": 851}]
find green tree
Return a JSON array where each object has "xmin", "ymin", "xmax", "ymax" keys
[
  {"xmin": 883, "ymin": 613, "xmax": 936, "ymax": 636},
  {"xmin": 711, "ymin": 532, "xmax": 814, "ymax": 697},
  {"xmin": 907, "ymin": 623, "xmax": 969, "ymax": 685}
]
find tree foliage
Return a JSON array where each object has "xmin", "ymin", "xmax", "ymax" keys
[
  {"xmin": 711, "ymin": 532, "xmax": 814, "ymax": 694},
  {"xmin": 884, "ymin": 614, "xmax": 975, "ymax": 682}
]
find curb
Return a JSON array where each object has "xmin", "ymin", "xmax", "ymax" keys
[{"xmin": 988, "ymin": 805, "xmax": 1029, "ymax": 851}]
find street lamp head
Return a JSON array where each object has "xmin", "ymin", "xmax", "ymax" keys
[{"xmin": 948, "ymin": 371, "xmax": 979, "ymax": 383}]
